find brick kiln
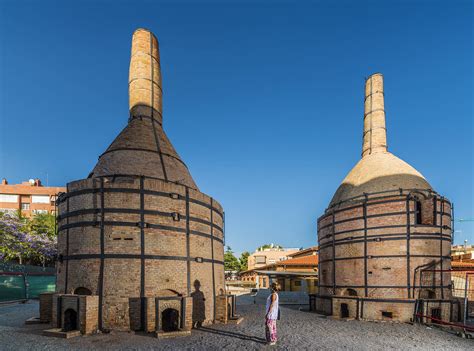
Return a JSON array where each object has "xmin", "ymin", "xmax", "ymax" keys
[
  {"xmin": 48, "ymin": 29, "xmax": 228, "ymax": 335},
  {"xmin": 315, "ymin": 73, "xmax": 454, "ymax": 322}
]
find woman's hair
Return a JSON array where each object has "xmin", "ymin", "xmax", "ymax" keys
[{"xmin": 270, "ymin": 282, "xmax": 280, "ymax": 292}]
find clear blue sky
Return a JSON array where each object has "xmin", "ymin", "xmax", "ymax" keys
[{"xmin": 0, "ymin": 0, "xmax": 472, "ymax": 254}]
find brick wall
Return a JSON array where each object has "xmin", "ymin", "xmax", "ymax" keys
[
  {"xmin": 316, "ymin": 191, "xmax": 453, "ymax": 321},
  {"xmin": 56, "ymin": 176, "xmax": 224, "ymax": 330},
  {"xmin": 39, "ymin": 292, "xmax": 54, "ymax": 322}
]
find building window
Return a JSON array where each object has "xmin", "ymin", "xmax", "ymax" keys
[
  {"xmin": 255, "ymin": 256, "xmax": 266, "ymax": 264},
  {"xmin": 414, "ymin": 197, "xmax": 435, "ymax": 225},
  {"xmin": 31, "ymin": 195, "xmax": 50, "ymax": 204},
  {"xmin": 21, "ymin": 203, "xmax": 30, "ymax": 210},
  {"xmin": 415, "ymin": 200, "xmax": 422, "ymax": 225},
  {"xmin": 294, "ymin": 280, "xmax": 301, "ymax": 287},
  {"xmin": 423, "ymin": 198, "xmax": 435, "ymax": 225},
  {"xmin": 0, "ymin": 194, "xmax": 18, "ymax": 203}
]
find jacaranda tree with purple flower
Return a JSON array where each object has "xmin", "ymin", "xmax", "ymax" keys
[{"xmin": 0, "ymin": 211, "xmax": 57, "ymax": 266}]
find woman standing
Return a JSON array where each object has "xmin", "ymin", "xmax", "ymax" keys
[{"xmin": 265, "ymin": 282, "xmax": 280, "ymax": 345}]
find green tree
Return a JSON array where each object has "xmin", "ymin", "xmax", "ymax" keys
[
  {"xmin": 28, "ymin": 213, "xmax": 57, "ymax": 266},
  {"xmin": 239, "ymin": 251, "xmax": 250, "ymax": 271},
  {"xmin": 257, "ymin": 243, "xmax": 282, "ymax": 251},
  {"xmin": 27, "ymin": 213, "xmax": 56, "ymax": 239},
  {"xmin": 224, "ymin": 246, "xmax": 240, "ymax": 272}
]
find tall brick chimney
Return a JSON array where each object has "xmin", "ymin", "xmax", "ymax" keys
[
  {"xmin": 129, "ymin": 29, "xmax": 162, "ymax": 124},
  {"xmin": 362, "ymin": 73, "xmax": 387, "ymax": 157}
]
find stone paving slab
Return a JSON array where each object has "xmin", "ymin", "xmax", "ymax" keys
[{"xmin": 0, "ymin": 300, "xmax": 472, "ymax": 350}]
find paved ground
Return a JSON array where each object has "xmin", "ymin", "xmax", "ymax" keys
[{"xmin": 0, "ymin": 297, "xmax": 472, "ymax": 350}]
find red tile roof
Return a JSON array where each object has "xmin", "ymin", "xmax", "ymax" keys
[
  {"xmin": 287, "ymin": 246, "xmax": 318, "ymax": 258},
  {"xmin": 452, "ymin": 260, "xmax": 474, "ymax": 268},
  {"xmin": 277, "ymin": 255, "xmax": 318, "ymax": 266}
]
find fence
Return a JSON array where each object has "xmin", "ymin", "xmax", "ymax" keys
[
  {"xmin": 415, "ymin": 269, "xmax": 474, "ymax": 332},
  {"xmin": 0, "ymin": 262, "xmax": 56, "ymax": 303}
]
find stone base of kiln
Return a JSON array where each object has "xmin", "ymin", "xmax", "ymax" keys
[
  {"xmin": 156, "ymin": 329, "xmax": 192, "ymax": 338},
  {"xmin": 43, "ymin": 328, "xmax": 82, "ymax": 339},
  {"xmin": 226, "ymin": 316, "xmax": 244, "ymax": 325},
  {"xmin": 36, "ymin": 292, "xmax": 238, "ymax": 337},
  {"xmin": 310, "ymin": 294, "xmax": 460, "ymax": 323},
  {"xmin": 25, "ymin": 317, "xmax": 49, "ymax": 325}
]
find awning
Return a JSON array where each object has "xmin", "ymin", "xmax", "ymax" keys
[{"xmin": 254, "ymin": 270, "xmax": 318, "ymax": 278}]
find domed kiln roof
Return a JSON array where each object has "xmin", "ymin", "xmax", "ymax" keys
[
  {"xmin": 329, "ymin": 73, "xmax": 432, "ymax": 206},
  {"xmin": 89, "ymin": 28, "xmax": 198, "ymax": 190},
  {"xmin": 329, "ymin": 151, "xmax": 431, "ymax": 206}
]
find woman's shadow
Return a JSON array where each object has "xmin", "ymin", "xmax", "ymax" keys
[
  {"xmin": 191, "ymin": 280, "xmax": 206, "ymax": 328},
  {"xmin": 190, "ymin": 279, "xmax": 265, "ymax": 344}
]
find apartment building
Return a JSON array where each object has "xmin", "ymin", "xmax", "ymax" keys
[
  {"xmin": 247, "ymin": 246, "xmax": 299, "ymax": 271},
  {"xmin": 0, "ymin": 178, "xmax": 65, "ymax": 217}
]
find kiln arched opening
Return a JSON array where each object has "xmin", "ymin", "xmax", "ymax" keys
[
  {"xmin": 162, "ymin": 308, "xmax": 179, "ymax": 332},
  {"xmin": 63, "ymin": 308, "xmax": 78, "ymax": 332}
]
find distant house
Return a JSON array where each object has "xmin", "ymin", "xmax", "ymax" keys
[
  {"xmin": 452, "ymin": 244, "xmax": 474, "ymax": 257},
  {"xmin": 240, "ymin": 247, "xmax": 318, "ymax": 293},
  {"xmin": 247, "ymin": 246, "xmax": 299, "ymax": 271},
  {"xmin": 286, "ymin": 246, "xmax": 318, "ymax": 259},
  {"xmin": 0, "ymin": 178, "xmax": 65, "ymax": 217},
  {"xmin": 451, "ymin": 252, "xmax": 474, "ymax": 300}
]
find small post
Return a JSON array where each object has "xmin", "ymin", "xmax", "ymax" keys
[{"xmin": 463, "ymin": 273, "xmax": 470, "ymax": 326}]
